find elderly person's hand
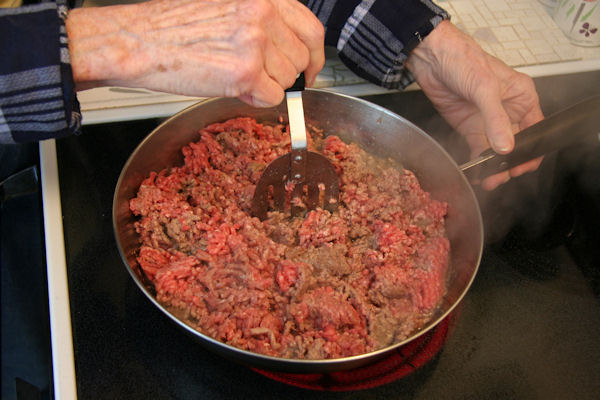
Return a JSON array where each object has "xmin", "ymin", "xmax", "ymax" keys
[
  {"xmin": 406, "ymin": 21, "xmax": 544, "ymax": 190},
  {"xmin": 66, "ymin": 0, "xmax": 324, "ymax": 108}
]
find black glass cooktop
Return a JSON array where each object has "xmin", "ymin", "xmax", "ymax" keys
[{"xmin": 54, "ymin": 79, "xmax": 600, "ymax": 399}]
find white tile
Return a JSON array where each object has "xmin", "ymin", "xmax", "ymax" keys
[
  {"xmin": 553, "ymin": 30, "xmax": 571, "ymax": 44},
  {"xmin": 505, "ymin": 9, "xmax": 522, "ymax": 18},
  {"xmin": 498, "ymin": 18, "xmax": 521, "ymax": 26},
  {"xmin": 492, "ymin": 11, "xmax": 506, "ymax": 21},
  {"xmin": 525, "ymin": 9, "xmax": 538, "ymax": 17},
  {"xmin": 477, "ymin": 7, "xmax": 494, "ymax": 19},
  {"xmin": 535, "ymin": 52, "xmax": 562, "ymax": 64},
  {"xmin": 479, "ymin": 42, "xmax": 494, "ymax": 54},
  {"xmin": 483, "ymin": 0, "xmax": 510, "ymax": 12},
  {"xmin": 519, "ymin": 16, "xmax": 548, "ymax": 31},
  {"xmin": 462, "ymin": 8, "xmax": 485, "ymax": 21},
  {"xmin": 460, "ymin": 20, "xmax": 478, "ymax": 31},
  {"xmin": 495, "ymin": 49, "xmax": 526, "ymax": 66},
  {"xmin": 459, "ymin": 14, "xmax": 473, "ymax": 23},
  {"xmin": 519, "ymin": 48, "xmax": 538, "ymax": 64},
  {"xmin": 526, "ymin": 38, "xmax": 555, "ymax": 54},
  {"xmin": 447, "ymin": 0, "xmax": 478, "ymax": 15},
  {"xmin": 491, "ymin": 26, "xmax": 520, "ymax": 42},
  {"xmin": 484, "ymin": 16, "xmax": 499, "ymax": 27},
  {"xmin": 475, "ymin": 17, "xmax": 492, "ymax": 28},
  {"xmin": 503, "ymin": 40, "xmax": 526, "ymax": 50},
  {"xmin": 476, "ymin": 0, "xmax": 491, "ymax": 12},
  {"xmin": 541, "ymin": 29, "xmax": 559, "ymax": 45},
  {"xmin": 489, "ymin": 43, "xmax": 506, "ymax": 53},
  {"xmin": 513, "ymin": 23, "xmax": 533, "ymax": 40},
  {"xmin": 509, "ymin": 2, "xmax": 533, "ymax": 11},
  {"xmin": 472, "ymin": 27, "xmax": 500, "ymax": 44},
  {"xmin": 552, "ymin": 43, "xmax": 583, "ymax": 61},
  {"xmin": 540, "ymin": 15, "xmax": 557, "ymax": 28}
]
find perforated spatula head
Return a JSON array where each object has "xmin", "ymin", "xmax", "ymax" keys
[{"xmin": 251, "ymin": 74, "xmax": 339, "ymax": 220}]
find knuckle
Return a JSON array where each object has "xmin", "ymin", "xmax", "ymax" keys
[
  {"xmin": 228, "ymin": 60, "xmax": 261, "ymax": 90},
  {"xmin": 282, "ymin": 70, "xmax": 297, "ymax": 89},
  {"xmin": 240, "ymin": 0, "xmax": 272, "ymax": 21},
  {"xmin": 241, "ymin": 25, "xmax": 268, "ymax": 47},
  {"xmin": 294, "ymin": 48, "xmax": 311, "ymax": 73},
  {"xmin": 513, "ymin": 72, "xmax": 540, "ymax": 102},
  {"xmin": 307, "ymin": 19, "xmax": 325, "ymax": 44},
  {"xmin": 520, "ymin": 73, "xmax": 537, "ymax": 93}
]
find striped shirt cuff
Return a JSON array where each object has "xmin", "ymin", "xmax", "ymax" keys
[
  {"xmin": 309, "ymin": 0, "xmax": 450, "ymax": 90},
  {"xmin": 0, "ymin": 0, "xmax": 81, "ymax": 144}
]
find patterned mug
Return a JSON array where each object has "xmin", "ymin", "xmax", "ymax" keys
[{"xmin": 553, "ymin": 0, "xmax": 600, "ymax": 47}]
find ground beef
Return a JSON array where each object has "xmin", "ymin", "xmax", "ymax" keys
[{"xmin": 130, "ymin": 117, "xmax": 450, "ymax": 359}]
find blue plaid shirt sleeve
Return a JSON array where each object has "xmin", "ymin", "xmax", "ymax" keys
[
  {"xmin": 0, "ymin": 0, "xmax": 447, "ymax": 143},
  {"xmin": 0, "ymin": 0, "xmax": 81, "ymax": 144},
  {"xmin": 308, "ymin": 0, "xmax": 450, "ymax": 89}
]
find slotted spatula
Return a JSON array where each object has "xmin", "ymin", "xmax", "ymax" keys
[{"xmin": 251, "ymin": 74, "xmax": 339, "ymax": 220}]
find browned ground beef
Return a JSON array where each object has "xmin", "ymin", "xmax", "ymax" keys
[{"xmin": 130, "ymin": 117, "xmax": 449, "ymax": 359}]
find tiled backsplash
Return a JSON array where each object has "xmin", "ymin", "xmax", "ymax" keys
[
  {"xmin": 438, "ymin": 0, "xmax": 600, "ymax": 67},
  {"xmin": 77, "ymin": 0, "xmax": 600, "ymax": 124}
]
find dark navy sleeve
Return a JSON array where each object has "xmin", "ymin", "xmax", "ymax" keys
[
  {"xmin": 0, "ymin": 0, "xmax": 81, "ymax": 144},
  {"xmin": 308, "ymin": 0, "xmax": 450, "ymax": 89}
]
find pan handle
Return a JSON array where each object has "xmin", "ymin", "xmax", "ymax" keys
[{"xmin": 460, "ymin": 95, "xmax": 600, "ymax": 180}]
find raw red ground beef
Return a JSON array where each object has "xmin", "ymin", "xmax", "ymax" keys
[{"xmin": 130, "ymin": 117, "xmax": 450, "ymax": 360}]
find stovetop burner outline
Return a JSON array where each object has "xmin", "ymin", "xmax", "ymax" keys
[{"xmin": 251, "ymin": 311, "xmax": 455, "ymax": 391}]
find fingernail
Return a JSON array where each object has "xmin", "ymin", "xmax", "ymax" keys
[
  {"xmin": 250, "ymin": 96, "xmax": 276, "ymax": 108},
  {"xmin": 253, "ymin": 99, "xmax": 272, "ymax": 108},
  {"xmin": 494, "ymin": 139, "xmax": 511, "ymax": 153}
]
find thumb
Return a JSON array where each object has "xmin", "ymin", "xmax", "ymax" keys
[{"xmin": 476, "ymin": 92, "xmax": 514, "ymax": 154}]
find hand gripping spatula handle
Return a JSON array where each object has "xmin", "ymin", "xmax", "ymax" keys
[{"xmin": 251, "ymin": 74, "xmax": 340, "ymax": 220}]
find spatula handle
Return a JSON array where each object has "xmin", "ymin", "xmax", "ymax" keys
[{"xmin": 286, "ymin": 73, "xmax": 308, "ymax": 183}]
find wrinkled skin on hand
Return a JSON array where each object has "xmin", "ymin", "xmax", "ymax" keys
[
  {"xmin": 67, "ymin": 0, "xmax": 325, "ymax": 107},
  {"xmin": 407, "ymin": 21, "xmax": 544, "ymax": 190}
]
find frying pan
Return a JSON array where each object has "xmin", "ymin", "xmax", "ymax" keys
[{"xmin": 112, "ymin": 90, "xmax": 599, "ymax": 373}]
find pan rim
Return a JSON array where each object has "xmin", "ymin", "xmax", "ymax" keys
[{"xmin": 112, "ymin": 90, "xmax": 483, "ymax": 372}]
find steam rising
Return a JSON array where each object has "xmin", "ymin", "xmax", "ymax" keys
[{"xmin": 364, "ymin": 89, "xmax": 600, "ymax": 247}]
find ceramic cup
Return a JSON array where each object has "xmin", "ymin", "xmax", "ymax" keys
[{"xmin": 553, "ymin": 0, "xmax": 600, "ymax": 47}]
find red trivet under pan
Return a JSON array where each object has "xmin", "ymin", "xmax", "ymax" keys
[{"xmin": 251, "ymin": 314, "xmax": 453, "ymax": 391}]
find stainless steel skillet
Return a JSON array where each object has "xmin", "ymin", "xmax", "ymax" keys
[{"xmin": 112, "ymin": 90, "xmax": 599, "ymax": 372}]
